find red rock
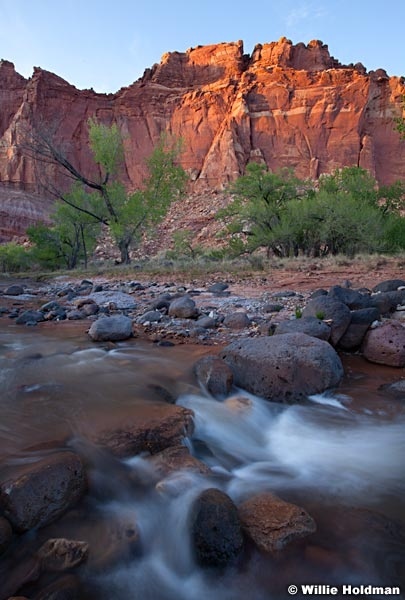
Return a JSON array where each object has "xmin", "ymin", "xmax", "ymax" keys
[
  {"xmin": 0, "ymin": 40, "xmax": 404, "ymax": 240},
  {"xmin": 37, "ymin": 538, "xmax": 89, "ymax": 572},
  {"xmin": 238, "ymin": 492, "xmax": 316, "ymax": 552},
  {"xmin": 362, "ymin": 320, "xmax": 405, "ymax": 367}
]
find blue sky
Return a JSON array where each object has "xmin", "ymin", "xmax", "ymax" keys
[{"xmin": 0, "ymin": 0, "xmax": 403, "ymax": 93}]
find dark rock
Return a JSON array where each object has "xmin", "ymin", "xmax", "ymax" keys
[
  {"xmin": 40, "ymin": 301, "xmax": 61, "ymax": 312},
  {"xmin": 372, "ymin": 279, "xmax": 405, "ymax": 293},
  {"xmin": 338, "ymin": 307, "xmax": 380, "ymax": 350},
  {"xmin": 263, "ymin": 303, "xmax": 283, "ymax": 313},
  {"xmin": 309, "ymin": 288, "xmax": 328, "ymax": 299},
  {"xmin": 221, "ymin": 333, "xmax": 343, "ymax": 402},
  {"xmin": 15, "ymin": 310, "xmax": 44, "ymax": 325},
  {"xmin": 272, "ymin": 290, "xmax": 296, "ymax": 298},
  {"xmin": 4, "ymin": 285, "xmax": 24, "ymax": 296},
  {"xmin": 66, "ymin": 309, "xmax": 85, "ymax": 321},
  {"xmin": 379, "ymin": 379, "xmax": 405, "ymax": 395},
  {"xmin": 91, "ymin": 404, "xmax": 194, "ymax": 458},
  {"xmin": 0, "ymin": 451, "xmax": 86, "ymax": 532},
  {"xmin": 223, "ymin": 312, "xmax": 251, "ymax": 329},
  {"xmin": 193, "ymin": 355, "xmax": 233, "ymax": 398},
  {"xmin": 168, "ymin": 296, "xmax": 198, "ymax": 319},
  {"xmin": 302, "ymin": 296, "xmax": 351, "ymax": 345},
  {"xmin": 195, "ymin": 316, "xmax": 217, "ymax": 329},
  {"xmin": 150, "ymin": 294, "xmax": 172, "ymax": 310},
  {"xmin": 138, "ymin": 310, "xmax": 162, "ymax": 324},
  {"xmin": 207, "ymin": 282, "xmax": 229, "ymax": 293},
  {"xmin": 369, "ymin": 292, "xmax": 400, "ymax": 315},
  {"xmin": 0, "ymin": 516, "xmax": 12, "ymax": 554},
  {"xmin": 238, "ymin": 492, "xmax": 316, "ymax": 552},
  {"xmin": 190, "ymin": 488, "xmax": 244, "ymax": 567},
  {"xmin": 37, "ymin": 538, "xmax": 89, "ymax": 572},
  {"xmin": 362, "ymin": 321, "xmax": 405, "ymax": 367},
  {"xmin": 88, "ymin": 315, "xmax": 133, "ymax": 341},
  {"xmin": 80, "ymin": 303, "xmax": 99, "ymax": 317},
  {"xmin": 274, "ymin": 316, "xmax": 330, "ymax": 341},
  {"xmin": 328, "ymin": 285, "xmax": 371, "ymax": 309}
]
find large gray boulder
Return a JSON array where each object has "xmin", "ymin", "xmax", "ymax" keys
[
  {"xmin": 88, "ymin": 315, "xmax": 133, "ymax": 341},
  {"xmin": 302, "ymin": 296, "xmax": 351, "ymax": 345},
  {"xmin": 221, "ymin": 333, "xmax": 343, "ymax": 402},
  {"xmin": 168, "ymin": 296, "xmax": 198, "ymax": 319},
  {"xmin": 274, "ymin": 316, "xmax": 330, "ymax": 341},
  {"xmin": 338, "ymin": 308, "xmax": 380, "ymax": 350}
]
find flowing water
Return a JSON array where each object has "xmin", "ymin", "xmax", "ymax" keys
[{"xmin": 0, "ymin": 320, "xmax": 404, "ymax": 599}]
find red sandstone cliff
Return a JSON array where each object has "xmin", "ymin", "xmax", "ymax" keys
[{"xmin": 0, "ymin": 38, "xmax": 404, "ymax": 240}]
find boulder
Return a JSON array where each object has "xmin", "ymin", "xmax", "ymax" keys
[
  {"xmin": 190, "ymin": 488, "xmax": 244, "ymax": 567},
  {"xmin": 37, "ymin": 538, "xmax": 89, "ymax": 572},
  {"xmin": 338, "ymin": 307, "xmax": 380, "ymax": 350},
  {"xmin": 138, "ymin": 310, "xmax": 162, "ymax": 324},
  {"xmin": 274, "ymin": 316, "xmax": 330, "ymax": 341},
  {"xmin": 4, "ymin": 285, "xmax": 24, "ymax": 296},
  {"xmin": 168, "ymin": 296, "xmax": 198, "ymax": 319},
  {"xmin": 362, "ymin": 321, "xmax": 405, "ymax": 367},
  {"xmin": 0, "ymin": 451, "xmax": 86, "ymax": 532},
  {"xmin": 88, "ymin": 315, "xmax": 133, "ymax": 341},
  {"xmin": 223, "ymin": 312, "xmax": 251, "ymax": 329},
  {"xmin": 91, "ymin": 404, "xmax": 194, "ymax": 458},
  {"xmin": 15, "ymin": 310, "xmax": 44, "ymax": 325},
  {"xmin": 369, "ymin": 292, "xmax": 401, "ymax": 315},
  {"xmin": 193, "ymin": 355, "xmax": 233, "ymax": 398},
  {"xmin": 372, "ymin": 279, "xmax": 405, "ymax": 293},
  {"xmin": 207, "ymin": 282, "xmax": 229, "ymax": 293},
  {"xmin": 147, "ymin": 445, "xmax": 210, "ymax": 478},
  {"xmin": 302, "ymin": 296, "xmax": 351, "ymax": 345},
  {"xmin": 221, "ymin": 333, "xmax": 343, "ymax": 402},
  {"xmin": 328, "ymin": 285, "xmax": 371, "ymax": 309},
  {"xmin": 238, "ymin": 492, "xmax": 316, "ymax": 552}
]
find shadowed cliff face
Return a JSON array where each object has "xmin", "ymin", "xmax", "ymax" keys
[{"xmin": 0, "ymin": 37, "xmax": 404, "ymax": 239}]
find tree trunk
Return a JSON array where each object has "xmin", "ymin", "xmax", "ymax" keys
[{"xmin": 118, "ymin": 240, "xmax": 131, "ymax": 264}]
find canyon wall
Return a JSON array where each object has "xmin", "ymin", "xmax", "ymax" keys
[{"xmin": 0, "ymin": 37, "xmax": 404, "ymax": 240}]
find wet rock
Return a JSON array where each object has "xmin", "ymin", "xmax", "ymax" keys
[
  {"xmin": 302, "ymin": 296, "xmax": 351, "ymax": 345},
  {"xmin": 40, "ymin": 300, "xmax": 62, "ymax": 312},
  {"xmin": 4, "ymin": 285, "xmax": 24, "ymax": 296},
  {"xmin": 66, "ymin": 309, "xmax": 85, "ymax": 321},
  {"xmin": 33, "ymin": 574, "xmax": 81, "ymax": 600},
  {"xmin": 88, "ymin": 315, "xmax": 133, "ymax": 341},
  {"xmin": 0, "ymin": 516, "xmax": 12, "ymax": 554},
  {"xmin": 221, "ymin": 333, "xmax": 343, "ymax": 402},
  {"xmin": 372, "ymin": 279, "xmax": 405, "ymax": 293},
  {"xmin": 15, "ymin": 310, "xmax": 45, "ymax": 325},
  {"xmin": 37, "ymin": 538, "xmax": 89, "ymax": 572},
  {"xmin": 223, "ymin": 312, "xmax": 251, "ymax": 329},
  {"xmin": 224, "ymin": 395, "xmax": 253, "ymax": 414},
  {"xmin": 85, "ymin": 517, "xmax": 139, "ymax": 571},
  {"xmin": 193, "ymin": 355, "xmax": 233, "ymax": 398},
  {"xmin": 369, "ymin": 292, "xmax": 400, "ymax": 316},
  {"xmin": 338, "ymin": 307, "xmax": 380, "ymax": 350},
  {"xmin": 91, "ymin": 404, "xmax": 194, "ymax": 458},
  {"xmin": 362, "ymin": 321, "xmax": 405, "ymax": 367},
  {"xmin": 148, "ymin": 445, "xmax": 210, "ymax": 478},
  {"xmin": 0, "ymin": 451, "xmax": 86, "ymax": 532},
  {"xmin": 274, "ymin": 316, "xmax": 330, "ymax": 341},
  {"xmin": 190, "ymin": 488, "xmax": 244, "ymax": 567},
  {"xmin": 0, "ymin": 556, "xmax": 40, "ymax": 598},
  {"xmin": 238, "ymin": 492, "xmax": 316, "ymax": 553},
  {"xmin": 168, "ymin": 296, "xmax": 198, "ymax": 319},
  {"xmin": 380, "ymin": 379, "xmax": 405, "ymax": 395}
]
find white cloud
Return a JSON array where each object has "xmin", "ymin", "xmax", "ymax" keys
[{"xmin": 285, "ymin": 2, "xmax": 328, "ymax": 28}]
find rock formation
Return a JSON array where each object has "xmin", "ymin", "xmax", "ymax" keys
[{"xmin": 0, "ymin": 38, "xmax": 404, "ymax": 240}]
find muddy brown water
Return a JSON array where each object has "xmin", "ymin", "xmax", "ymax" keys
[{"xmin": 0, "ymin": 319, "xmax": 404, "ymax": 599}]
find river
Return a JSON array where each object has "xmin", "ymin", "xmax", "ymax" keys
[{"xmin": 0, "ymin": 319, "xmax": 404, "ymax": 599}]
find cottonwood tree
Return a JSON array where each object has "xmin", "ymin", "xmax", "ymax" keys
[{"xmin": 20, "ymin": 119, "xmax": 187, "ymax": 264}]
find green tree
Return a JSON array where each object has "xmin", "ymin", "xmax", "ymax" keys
[
  {"xmin": 21, "ymin": 121, "xmax": 187, "ymax": 264},
  {"xmin": 217, "ymin": 163, "xmax": 309, "ymax": 256},
  {"xmin": 0, "ymin": 243, "xmax": 31, "ymax": 273}
]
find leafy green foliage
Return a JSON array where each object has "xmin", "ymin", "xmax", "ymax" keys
[
  {"xmin": 0, "ymin": 243, "xmax": 31, "ymax": 273},
  {"xmin": 218, "ymin": 164, "xmax": 405, "ymax": 258}
]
